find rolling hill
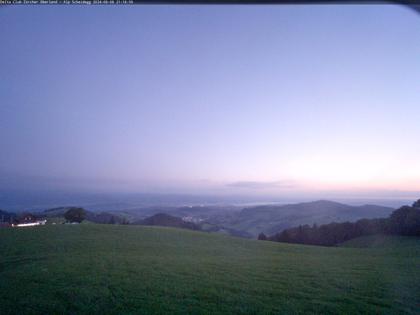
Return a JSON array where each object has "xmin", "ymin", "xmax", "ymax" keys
[
  {"xmin": 221, "ymin": 200, "xmax": 394, "ymax": 237},
  {"xmin": 134, "ymin": 213, "xmax": 200, "ymax": 230},
  {"xmin": 0, "ymin": 224, "xmax": 418, "ymax": 314},
  {"xmin": 42, "ymin": 207, "xmax": 127, "ymax": 224}
]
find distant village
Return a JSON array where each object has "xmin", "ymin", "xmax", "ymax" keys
[
  {"xmin": 0, "ymin": 213, "xmax": 47, "ymax": 228},
  {"xmin": 0, "ymin": 207, "xmax": 127, "ymax": 228},
  {"xmin": 0, "ymin": 208, "xmax": 85, "ymax": 228}
]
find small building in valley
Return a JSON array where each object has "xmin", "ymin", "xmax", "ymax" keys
[{"xmin": 12, "ymin": 213, "xmax": 47, "ymax": 227}]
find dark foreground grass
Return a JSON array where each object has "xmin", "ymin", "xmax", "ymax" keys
[
  {"xmin": 0, "ymin": 225, "xmax": 419, "ymax": 315},
  {"xmin": 339, "ymin": 234, "xmax": 420, "ymax": 249}
]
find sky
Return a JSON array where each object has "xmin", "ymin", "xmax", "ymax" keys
[{"xmin": 1, "ymin": 4, "xmax": 420, "ymax": 200}]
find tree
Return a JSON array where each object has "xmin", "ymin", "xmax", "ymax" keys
[
  {"xmin": 258, "ymin": 232, "xmax": 267, "ymax": 240},
  {"xmin": 121, "ymin": 218, "xmax": 129, "ymax": 225},
  {"xmin": 64, "ymin": 207, "xmax": 86, "ymax": 223},
  {"xmin": 412, "ymin": 199, "xmax": 420, "ymax": 208},
  {"xmin": 388, "ymin": 205, "xmax": 420, "ymax": 236}
]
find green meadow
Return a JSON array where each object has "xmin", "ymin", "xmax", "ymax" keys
[{"xmin": 0, "ymin": 225, "xmax": 419, "ymax": 315}]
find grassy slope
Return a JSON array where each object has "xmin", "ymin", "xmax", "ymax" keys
[
  {"xmin": 0, "ymin": 225, "xmax": 419, "ymax": 315},
  {"xmin": 339, "ymin": 234, "xmax": 420, "ymax": 249}
]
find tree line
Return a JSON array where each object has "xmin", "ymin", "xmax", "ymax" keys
[{"xmin": 258, "ymin": 199, "xmax": 420, "ymax": 246}]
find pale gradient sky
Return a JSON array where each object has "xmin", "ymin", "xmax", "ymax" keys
[{"xmin": 1, "ymin": 5, "xmax": 420, "ymax": 198}]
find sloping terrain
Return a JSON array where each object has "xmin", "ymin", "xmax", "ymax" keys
[
  {"xmin": 222, "ymin": 200, "xmax": 394, "ymax": 237},
  {"xmin": 134, "ymin": 213, "xmax": 200, "ymax": 230},
  {"xmin": 0, "ymin": 225, "xmax": 418, "ymax": 314},
  {"xmin": 42, "ymin": 207, "xmax": 127, "ymax": 224},
  {"xmin": 339, "ymin": 234, "xmax": 420, "ymax": 249}
]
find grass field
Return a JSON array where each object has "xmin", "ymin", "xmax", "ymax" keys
[
  {"xmin": 0, "ymin": 225, "xmax": 419, "ymax": 314},
  {"xmin": 339, "ymin": 234, "xmax": 420, "ymax": 249}
]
